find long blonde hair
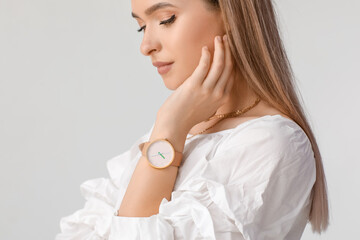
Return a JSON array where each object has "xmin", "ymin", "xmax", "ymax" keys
[{"xmin": 205, "ymin": 0, "xmax": 329, "ymax": 233}]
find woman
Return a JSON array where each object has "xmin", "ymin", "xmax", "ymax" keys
[{"xmin": 56, "ymin": 0, "xmax": 329, "ymax": 239}]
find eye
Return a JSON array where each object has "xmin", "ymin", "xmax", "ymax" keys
[
  {"xmin": 159, "ymin": 14, "xmax": 176, "ymax": 26},
  {"xmin": 137, "ymin": 26, "xmax": 146, "ymax": 33},
  {"xmin": 137, "ymin": 14, "xmax": 176, "ymax": 33}
]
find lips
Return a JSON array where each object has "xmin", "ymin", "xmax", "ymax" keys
[
  {"xmin": 152, "ymin": 61, "xmax": 174, "ymax": 75},
  {"xmin": 152, "ymin": 61, "xmax": 174, "ymax": 67}
]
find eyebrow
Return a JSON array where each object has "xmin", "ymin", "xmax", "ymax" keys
[{"xmin": 131, "ymin": 2, "xmax": 177, "ymax": 19}]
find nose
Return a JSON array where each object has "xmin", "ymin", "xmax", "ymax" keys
[{"xmin": 140, "ymin": 28, "xmax": 161, "ymax": 56}]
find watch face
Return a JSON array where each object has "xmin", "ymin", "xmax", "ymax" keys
[{"xmin": 146, "ymin": 139, "xmax": 175, "ymax": 169}]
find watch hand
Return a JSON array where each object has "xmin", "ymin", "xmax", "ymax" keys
[{"xmin": 158, "ymin": 152, "xmax": 165, "ymax": 159}]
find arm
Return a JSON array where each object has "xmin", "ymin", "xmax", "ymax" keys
[
  {"xmin": 57, "ymin": 35, "xmax": 233, "ymax": 238},
  {"xmin": 116, "ymin": 123, "xmax": 188, "ymax": 217},
  {"xmin": 115, "ymin": 34, "xmax": 232, "ymax": 218}
]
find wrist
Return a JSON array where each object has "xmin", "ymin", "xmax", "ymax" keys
[{"xmin": 149, "ymin": 125, "xmax": 188, "ymax": 153}]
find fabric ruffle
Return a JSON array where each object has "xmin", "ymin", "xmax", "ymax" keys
[{"xmin": 56, "ymin": 115, "xmax": 316, "ymax": 240}]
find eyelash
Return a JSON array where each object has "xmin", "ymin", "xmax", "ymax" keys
[{"xmin": 137, "ymin": 14, "xmax": 176, "ymax": 33}]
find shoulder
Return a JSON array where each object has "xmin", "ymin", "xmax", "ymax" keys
[
  {"xmin": 230, "ymin": 114, "xmax": 307, "ymax": 143},
  {"xmin": 220, "ymin": 114, "xmax": 313, "ymax": 162},
  {"xmin": 206, "ymin": 114, "xmax": 315, "ymax": 185},
  {"xmin": 200, "ymin": 115, "xmax": 316, "ymax": 201}
]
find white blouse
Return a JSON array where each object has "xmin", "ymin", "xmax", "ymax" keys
[{"xmin": 55, "ymin": 114, "xmax": 316, "ymax": 240}]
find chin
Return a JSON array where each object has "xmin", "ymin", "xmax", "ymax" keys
[
  {"xmin": 162, "ymin": 64, "xmax": 192, "ymax": 90},
  {"xmin": 163, "ymin": 80, "xmax": 179, "ymax": 90},
  {"xmin": 162, "ymin": 75, "xmax": 184, "ymax": 90}
]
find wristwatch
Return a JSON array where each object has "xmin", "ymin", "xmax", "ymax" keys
[{"xmin": 138, "ymin": 138, "xmax": 183, "ymax": 169}]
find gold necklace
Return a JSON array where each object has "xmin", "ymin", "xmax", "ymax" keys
[{"xmin": 186, "ymin": 97, "xmax": 261, "ymax": 140}]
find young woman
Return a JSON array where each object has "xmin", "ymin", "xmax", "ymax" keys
[{"xmin": 56, "ymin": 0, "xmax": 329, "ymax": 239}]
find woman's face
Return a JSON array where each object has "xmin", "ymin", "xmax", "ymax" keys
[{"xmin": 131, "ymin": 0, "xmax": 226, "ymax": 90}]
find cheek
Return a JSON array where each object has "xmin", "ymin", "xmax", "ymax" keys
[
  {"xmin": 163, "ymin": 11, "xmax": 223, "ymax": 89},
  {"xmin": 171, "ymin": 18, "xmax": 216, "ymax": 82}
]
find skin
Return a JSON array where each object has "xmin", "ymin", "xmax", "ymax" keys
[
  {"xmin": 131, "ymin": 0, "xmax": 289, "ymax": 135},
  {"xmin": 117, "ymin": 0, "xmax": 290, "ymax": 217}
]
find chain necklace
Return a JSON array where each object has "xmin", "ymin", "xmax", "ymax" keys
[{"xmin": 186, "ymin": 97, "xmax": 261, "ymax": 140}]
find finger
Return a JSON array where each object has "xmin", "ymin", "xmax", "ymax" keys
[
  {"xmin": 191, "ymin": 46, "xmax": 211, "ymax": 86},
  {"xmin": 214, "ymin": 34, "xmax": 234, "ymax": 95},
  {"xmin": 202, "ymin": 35, "xmax": 225, "ymax": 89}
]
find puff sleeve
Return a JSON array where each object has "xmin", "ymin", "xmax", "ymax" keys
[
  {"xmin": 196, "ymin": 121, "xmax": 317, "ymax": 240},
  {"xmin": 55, "ymin": 128, "xmax": 152, "ymax": 240},
  {"xmin": 56, "ymin": 118, "xmax": 316, "ymax": 240}
]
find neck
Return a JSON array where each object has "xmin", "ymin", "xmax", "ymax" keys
[
  {"xmin": 215, "ymin": 76, "xmax": 259, "ymax": 116},
  {"xmin": 188, "ymin": 72, "xmax": 261, "ymax": 135}
]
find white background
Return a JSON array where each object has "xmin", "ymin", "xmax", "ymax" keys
[{"xmin": 0, "ymin": 0, "xmax": 359, "ymax": 239}]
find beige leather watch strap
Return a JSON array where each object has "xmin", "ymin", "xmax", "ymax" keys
[{"xmin": 138, "ymin": 140, "xmax": 183, "ymax": 167}]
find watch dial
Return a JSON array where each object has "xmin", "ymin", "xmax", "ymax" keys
[{"xmin": 147, "ymin": 140, "xmax": 175, "ymax": 168}]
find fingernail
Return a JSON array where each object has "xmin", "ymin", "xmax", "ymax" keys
[
  {"xmin": 223, "ymin": 35, "xmax": 227, "ymax": 41},
  {"xmin": 216, "ymin": 36, "xmax": 222, "ymax": 42}
]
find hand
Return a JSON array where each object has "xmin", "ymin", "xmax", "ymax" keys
[{"xmin": 156, "ymin": 34, "xmax": 235, "ymax": 133}]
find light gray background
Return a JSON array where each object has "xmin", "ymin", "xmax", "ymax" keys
[{"xmin": 0, "ymin": 0, "xmax": 359, "ymax": 239}]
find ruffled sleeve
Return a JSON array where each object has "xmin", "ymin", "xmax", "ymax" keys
[
  {"xmin": 108, "ymin": 119, "xmax": 316, "ymax": 240},
  {"xmin": 56, "ymin": 118, "xmax": 316, "ymax": 240},
  {"xmin": 55, "ymin": 125, "xmax": 153, "ymax": 240}
]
